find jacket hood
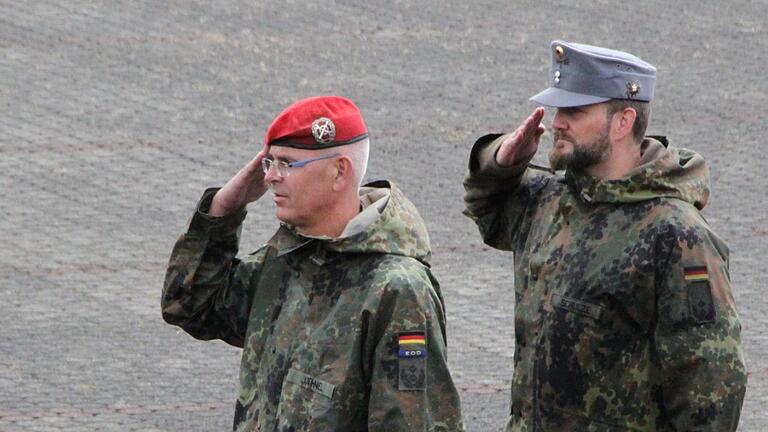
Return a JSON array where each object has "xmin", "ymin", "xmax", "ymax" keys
[
  {"xmin": 564, "ymin": 136, "xmax": 710, "ymax": 210},
  {"xmin": 267, "ymin": 180, "xmax": 432, "ymax": 266}
]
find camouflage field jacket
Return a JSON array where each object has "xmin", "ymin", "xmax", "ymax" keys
[
  {"xmin": 463, "ymin": 135, "xmax": 746, "ymax": 431},
  {"xmin": 163, "ymin": 180, "xmax": 464, "ymax": 431}
]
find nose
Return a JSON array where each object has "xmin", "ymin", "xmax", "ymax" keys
[
  {"xmin": 551, "ymin": 109, "xmax": 568, "ymax": 131},
  {"xmin": 263, "ymin": 163, "xmax": 282, "ymax": 183}
]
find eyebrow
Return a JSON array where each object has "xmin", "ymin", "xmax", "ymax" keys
[
  {"xmin": 559, "ymin": 107, "xmax": 582, "ymax": 114},
  {"xmin": 268, "ymin": 155, "xmax": 294, "ymax": 163}
]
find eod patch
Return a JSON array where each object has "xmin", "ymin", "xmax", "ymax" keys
[{"xmin": 397, "ymin": 331, "xmax": 426, "ymax": 390}]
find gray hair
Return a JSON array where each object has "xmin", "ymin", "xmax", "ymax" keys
[
  {"xmin": 324, "ymin": 138, "xmax": 368, "ymax": 187},
  {"xmin": 347, "ymin": 138, "xmax": 370, "ymax": 187}
]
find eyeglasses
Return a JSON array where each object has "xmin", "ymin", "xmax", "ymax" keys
[{"xmin": 261, "ymin": 153, "xmax": 340, "ymax": 178}]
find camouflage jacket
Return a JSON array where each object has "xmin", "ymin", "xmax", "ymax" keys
[
  {"xmin": 162, "ymin": 180, "xmax": 464, "ymax": 432},
  {"xmin": 463, "ymin": 135, "xmax": 746, "ymax": 431}
]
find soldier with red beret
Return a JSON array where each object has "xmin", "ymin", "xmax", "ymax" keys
[{"xmin": 162, "ymin": 96, "xmax": 464, "ymax": 431}]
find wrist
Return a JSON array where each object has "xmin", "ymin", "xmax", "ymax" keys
[
  {"xmin": 494, "ymin": 134, "xmax": 521, "ymax": 167},
  {"xmin": 209, "ymin": 194, "xmax": 238, "ymax": 217}
]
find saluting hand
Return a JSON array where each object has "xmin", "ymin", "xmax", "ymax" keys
[
  {"xmin": 209, "ymin": 147, "xmax": 270, "ymax": 217},
  {"xmin": 495, "ymin": 107, "xmax": 546, "ymax": 167}
]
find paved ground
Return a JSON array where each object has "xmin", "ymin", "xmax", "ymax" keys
[{"xmin": 1, "ymin": 1, "xmax": 766, "ymax": 430}]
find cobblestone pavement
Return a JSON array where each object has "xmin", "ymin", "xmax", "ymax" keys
[{"xmin": 1, "ymin": 1, "xmax": 766, "ymax": 430}]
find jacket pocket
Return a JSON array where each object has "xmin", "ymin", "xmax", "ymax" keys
[{"xmin": 543, "ymin": 293, "xmax": 649, "ymax": 431}]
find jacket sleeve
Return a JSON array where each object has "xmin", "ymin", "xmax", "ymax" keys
[
  {"xmin": 161, "ymin": 188, "xmax": 269, "ymax": 348},
  {"xmin": 654, "ymin": 222, "xmax": 747, "ymax": 431},
  {"xmin": 366, "ymin": 264, "xmax": 465, "ymax": 432},
  {"xmin": 462, "ymin": 133, "xmax": 546, "ymax": 251}
]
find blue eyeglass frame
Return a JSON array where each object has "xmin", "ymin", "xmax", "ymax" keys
[{"xmin": 262, "ymin": 153, "xmax": 341, "ymax": 176}]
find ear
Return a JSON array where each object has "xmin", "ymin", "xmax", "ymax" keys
[
  {"xmin": 331, "ymin": 155, "xmax": 354, "ymax": 192},
  {"xmin": 611, "ymin": 107, "xmax": 637, "ymax": 142}
]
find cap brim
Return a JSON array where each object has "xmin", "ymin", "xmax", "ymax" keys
[{"xmin": 530, "ymin": 87, "xmax": 610, "ymax": 108}]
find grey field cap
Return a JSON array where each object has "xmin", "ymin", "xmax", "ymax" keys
[{"xmin": 530, "ymin": 40, "xmax": 657, "ymax": 108}]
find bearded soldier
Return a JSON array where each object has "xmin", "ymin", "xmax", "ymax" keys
[{"xmin": 463, "ymin": 41, "xmax": 746, "ymax": 431}]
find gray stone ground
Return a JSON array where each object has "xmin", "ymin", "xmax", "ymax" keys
[{"xmin": 0, "ymin": 1, "xmax": 765, "ymax": 430}]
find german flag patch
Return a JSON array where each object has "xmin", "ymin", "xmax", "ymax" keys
[
  {"xmin": 398, "ymin": 332, "xmax": 427, "ymax": 358},
  {"xmin": 684, "ymin": 266, "xmax": 709, "ymax": 282}
]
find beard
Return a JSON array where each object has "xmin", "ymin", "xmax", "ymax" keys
[{"xmin": 548, "ymin": 127, "xmax": 612, "ymax": 172}]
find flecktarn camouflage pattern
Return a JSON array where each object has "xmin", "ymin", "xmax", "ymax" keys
[
  {"xmin": 163, "ymin": 180, "xmax": 464, "ymax": 431},
  {"xmin": 463, "ymin": 135, "xmax": 746, "ymax": 431}
]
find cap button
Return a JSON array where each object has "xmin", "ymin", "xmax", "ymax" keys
[{"xmin": 555, "ymin": 45, "xmax": 565, "ymax": 58}]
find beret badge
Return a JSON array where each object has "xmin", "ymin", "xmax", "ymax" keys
[{"xmin": 311, "ymin": 117, "xmax": 336, "ymax": 144}]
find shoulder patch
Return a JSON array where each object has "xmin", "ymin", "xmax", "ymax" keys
[
  {"xmin": 398, "ymin": 332, "xmax": 426, "ymax": 391},
  {"xmin": 686, "ymin": 266, "xmax": 715, "ymax": 324}
]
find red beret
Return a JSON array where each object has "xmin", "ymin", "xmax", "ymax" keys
[{"xmin": 265, "ymin": 96, "xmax": 368, "ymax": 149}]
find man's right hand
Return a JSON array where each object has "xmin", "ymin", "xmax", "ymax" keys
[
  {"xmin": 209, "ymin": 148, "xmax": 270, "ymax": 217},
  {"xmin": 495, "ymin": 107, "xmax": 546, "ymax": 167}
]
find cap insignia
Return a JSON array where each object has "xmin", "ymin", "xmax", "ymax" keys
[
  {"xmin": 554, "ymin": 70, "xmax": 561, "ymax": 84},
  {"xmin": 311, "ymin": 117, "xmax": 336, "ymax": 144},
  {"xmin": 555, "ymin": 45, "xmax": 567, "ymax": 63},
  {"xmin": 626, "ymin": 81, "xmax": 641, "ymax": 98}
]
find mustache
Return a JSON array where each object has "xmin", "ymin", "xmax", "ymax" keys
[{"xmin": 553, "ymin": 131, "xmax": 572, "ymax": 142}]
